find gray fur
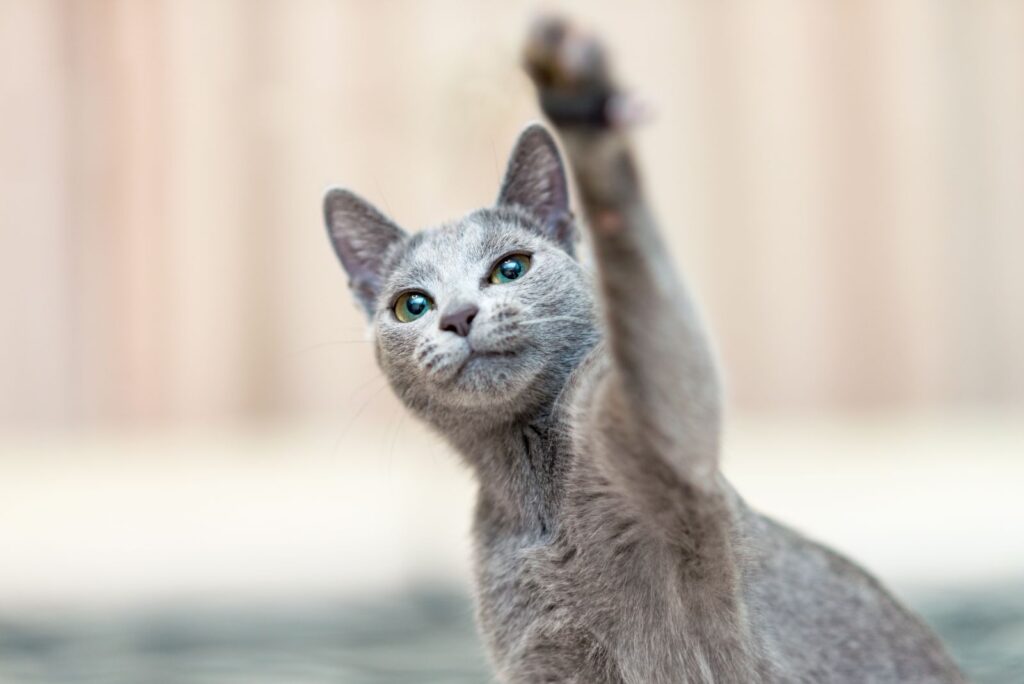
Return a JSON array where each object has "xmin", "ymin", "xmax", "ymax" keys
[{"xmin": 323, "ymin": 18, "xmax": 967, "ymax": 683}]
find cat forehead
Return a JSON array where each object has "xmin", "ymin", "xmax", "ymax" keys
[{"xmin": 386, "ymin": 209, "xmax": 543, "ymax": 286}]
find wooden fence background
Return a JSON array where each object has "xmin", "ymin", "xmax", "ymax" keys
[{"xmin": 2, "ymin": 0, "xmax": 1022, "ymax": 429}]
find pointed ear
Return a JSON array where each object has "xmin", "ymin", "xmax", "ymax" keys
[
  {"xmin": 323, "ymin": 188, "xmax": 407, "ymax": 317},
  {"xmin": 497, "ymin": 123, "xmax": 576, "ymax": 255}
]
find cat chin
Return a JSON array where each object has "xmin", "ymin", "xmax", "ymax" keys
[{"xmin": 450, "ymin": 355, "xmax": 539, "ymax": 398}]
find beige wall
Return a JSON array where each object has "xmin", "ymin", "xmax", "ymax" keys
[{"xmin": 2, "ymin": 0, "xmax": 1023, "ymax": 429}]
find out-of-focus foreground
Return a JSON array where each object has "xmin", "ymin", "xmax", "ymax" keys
[{"xmin": 1, "ymin": 1, "xmax": 1022, "ymax": 682}]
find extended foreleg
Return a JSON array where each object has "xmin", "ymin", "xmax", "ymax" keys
[{"xmin": 524, "ymin": 18, "xmax": 722, "ymax": 488}]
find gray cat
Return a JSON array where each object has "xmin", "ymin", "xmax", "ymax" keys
[{"xmin": 323, "ymin": 16, "xmax": 967, "ymax": 684}]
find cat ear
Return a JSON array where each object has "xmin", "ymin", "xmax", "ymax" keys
[
  {"xmin": 323, "ymin": 188, "xmax": 408, "ymax": 317},
  {"xmin": 497, "ymin": 123, "xmax": 576, "ymax": 255}
]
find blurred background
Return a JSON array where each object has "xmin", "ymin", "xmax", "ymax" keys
[{"xmin": 1, "ymin": 1, "xmax": 1022, "ymax": 682}]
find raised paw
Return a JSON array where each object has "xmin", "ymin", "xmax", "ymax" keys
[
  {"xmin": 523, "ymin": 16, "xmax": 647, "ymax": 209},
  {"xmin": 523, "ymin": 15, "xmax": 621, "ymax": 129}
]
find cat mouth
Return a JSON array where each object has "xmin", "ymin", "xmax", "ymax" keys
[
  {"xmin": 455, "ymin": 348, "xmax": 517, "ymax": 376},
  {"xmin": 467, "ymin": 348, "xmax": 517, "ymax": 362}
]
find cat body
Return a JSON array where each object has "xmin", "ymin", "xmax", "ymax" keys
[{"xmin": 324, "ymin": 17, "xmax": 966, "ymax": 684}]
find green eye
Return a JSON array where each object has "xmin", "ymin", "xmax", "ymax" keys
[
  {"xmin": 489, "ymin": 254, "xmax": 532, "ymax": 284},
  {"xmin": 394, "ymin": 292, "xmax": 433, "ymax": 322}
]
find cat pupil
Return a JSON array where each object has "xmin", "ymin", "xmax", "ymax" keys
[
  {"xmin": 501, "ymin": 260, "xmax": 522, "ymax": 279},
  {"xmin": 406, "ymin": 295, "xmax": 427, "ymax": 315}
]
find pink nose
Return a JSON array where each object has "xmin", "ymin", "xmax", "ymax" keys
[{"xmin": 440, "ymin": 304, "xmax": 479, "ymax": 337}]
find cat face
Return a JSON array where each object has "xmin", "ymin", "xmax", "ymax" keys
[
  {"xmin": 375, "ymin": 208, "xmax": 594, "ymax": 415},
  {"xmin": 325, "ymin": 125, "xmax": 598, "ymax": 421}
]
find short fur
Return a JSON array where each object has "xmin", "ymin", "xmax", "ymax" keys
[{"xmin": 323, "ymin": 17, "xmax": 967, "ymax": 684}]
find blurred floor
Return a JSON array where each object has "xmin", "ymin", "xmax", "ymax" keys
[
  {"xmin": 0, "ymin": 586, "xmax": 1021, "ymax": 684},
  {"xmin": 1, "ymin": 414, "xmax": 1022, "ymax": 681}
]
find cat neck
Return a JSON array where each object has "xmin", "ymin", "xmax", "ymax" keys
[{"xmin": 448, "ymin": 406, "xmax": 569, "ymax": 536}]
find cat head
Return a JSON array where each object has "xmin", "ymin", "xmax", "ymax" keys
[{"xmin": 324, "ymin": 124, "xmax": 598, "ymax": 425}]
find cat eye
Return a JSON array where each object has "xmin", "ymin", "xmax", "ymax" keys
[
  {"xmin": 393, "ymin": 291, "xmax": 433, "ymax": 322},
  {"xmin": 489, "ymin": 254, "xmax": 532, "ymax": 285}
]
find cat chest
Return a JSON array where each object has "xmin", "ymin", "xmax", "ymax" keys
[{"xmin": 473, "ymin": 530, "xmax": 667, "ymax": 670}]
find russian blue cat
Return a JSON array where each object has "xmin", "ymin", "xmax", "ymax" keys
[{"xmin": 324, "ymin": 16, "xmax": 966, "ymax": 684}]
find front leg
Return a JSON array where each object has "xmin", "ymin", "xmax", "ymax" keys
[
  {"xmin": 522, "ymin": 23, "xmax": 763, "ymax": 680},
  {"xmin": 524, "ymin": 18, "xmax": 723, "ymax": 501}
]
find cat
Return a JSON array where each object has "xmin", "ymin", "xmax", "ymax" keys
[{"xmin": 323, "ymin": 15, "xmax": 968, "ymax": 684}]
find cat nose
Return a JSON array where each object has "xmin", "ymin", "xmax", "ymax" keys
[{"xmin": 440, "ymin": 303, "xmax": 479, "ymax": 337}]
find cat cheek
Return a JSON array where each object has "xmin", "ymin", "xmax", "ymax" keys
[{"xmin": 413, "ymin": 339, "xmax": 438, "ymax": 367}]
